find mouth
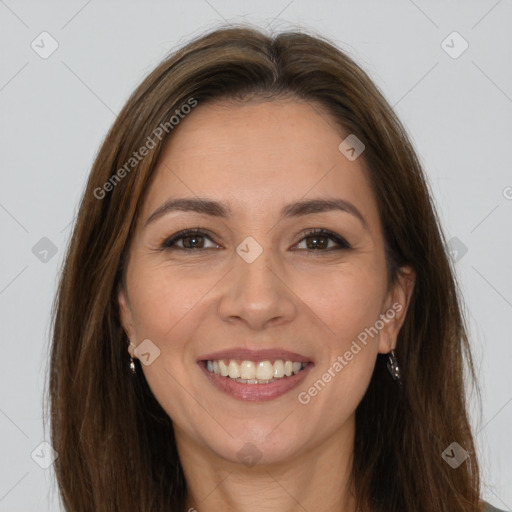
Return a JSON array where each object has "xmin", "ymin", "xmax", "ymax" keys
[
  {"xmin": 197, "ymin": 349, "xmax": 313, "ymax": 402},
  {"xmin": 203, "ymin": 358, "xmax": 308, "ymax": 383}
]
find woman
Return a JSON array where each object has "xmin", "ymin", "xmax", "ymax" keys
[{"xmin": 48, "ymin": 25, "xmax": 504, "ymax": 511}]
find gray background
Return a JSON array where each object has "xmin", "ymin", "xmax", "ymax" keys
[{"xmin": 0, "ymin": 1, "xmax": 511, "ymax": 510}]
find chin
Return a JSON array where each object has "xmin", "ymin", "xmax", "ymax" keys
[{"xmin": 201, "ymin": 424, "xmax": 305, "ymax": 468}]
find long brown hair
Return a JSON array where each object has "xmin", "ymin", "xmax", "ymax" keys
[{"xmin": 48, "ymin": 24, "xmax": 483, "ymax": 511}]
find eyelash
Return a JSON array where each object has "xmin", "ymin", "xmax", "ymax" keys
[{"xmin": 160, "ymin": 228, "xmax": 351, "ymax": 252}]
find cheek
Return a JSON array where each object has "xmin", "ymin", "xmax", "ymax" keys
[
  {"xmin": 127, "ymin": 260, "xmax": 217, "ymax": 340},
  {"xmin": 296, "ymin": 263, "xmax": 386, "ymax": 344},
  {"xmin": 126, "ymin": 278, "xmax": 196, "ymax": 421},
  {"xmin": 125, "ymin": 262, "xmax": 218, "ymax": 413},
  {"xmin": 291, "ymin": 262, "xmax": 385, "ymax": 408}
]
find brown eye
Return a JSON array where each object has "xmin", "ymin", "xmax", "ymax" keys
[
  {"xmin": 161, "ymin": 229, "xmax": 220, "ymax": 250},
  {"xmin": 294, "ymin": 229, "xmax": 351, "ymax": 251}
]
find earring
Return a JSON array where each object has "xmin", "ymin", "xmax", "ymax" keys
[
  {"xmin": 386, "ymin": 349, "xmax": 401, "ymax": 382},
  {"xmin": 127, "ymin": 339, "xmax": 136, "ymax": 374}
]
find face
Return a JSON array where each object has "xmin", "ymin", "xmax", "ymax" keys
[{"xmin": 118, "ymin": 99, "xmax": 414, "ymax": 466}]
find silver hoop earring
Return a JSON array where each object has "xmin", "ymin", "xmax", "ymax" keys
[{"xmin": 387, "ymin": 349, "xmax": 401, "ymax": 382}]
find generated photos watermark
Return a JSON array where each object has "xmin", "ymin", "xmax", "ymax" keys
[
  {"xmin": 297, "ymin": 302, "xmax": 403, "ymax": 405},
  {"xmin": 94, "ymin": 97, "xmax": 198, "ymax": 200}
]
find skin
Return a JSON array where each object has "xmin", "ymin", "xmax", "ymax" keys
[{"xmin": 118, "ymin": 99, "xmax": 415, "ymax": 512}]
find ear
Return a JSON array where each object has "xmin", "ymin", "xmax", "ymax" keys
[
  {"xmin": 377, "ymin": 265, "xmax": 416, "ymax": 354},
  {"xmin": 118, "ymin": 284, "xmax": 136, "ymax": 358}
]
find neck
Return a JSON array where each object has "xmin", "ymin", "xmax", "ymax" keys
[{"xmin": 177, "ymin": 416, "xmax": 358, "ymax": 512}]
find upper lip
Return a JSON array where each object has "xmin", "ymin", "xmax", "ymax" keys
[{"xmin": 197, "ymin": 348, "xmax": 312, "ymax": 363}]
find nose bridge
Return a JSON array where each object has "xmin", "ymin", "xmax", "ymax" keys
[{"xmin": 217, "ymin": 241, "xmax": 295, "ymax": 329}]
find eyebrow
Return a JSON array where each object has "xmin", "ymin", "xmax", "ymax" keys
[{"xmin": 144, "ymin": 197, "xmax": 369, "ymax": 231}]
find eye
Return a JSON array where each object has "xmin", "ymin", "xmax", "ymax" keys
[
  {"xmin": 161, "ymin": 228, "xmax": 221, "ymax": 250},
  {"xmin": 160, "ymin": 228, "xmax": 351, "ymax": 252},
  {"xmin": 292, "ymin": 229, "xmax": 351, "ymax": 251}
]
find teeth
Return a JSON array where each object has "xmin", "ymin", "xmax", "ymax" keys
[
  {"xmin": 240, "ymin": 361, "xmax": 255, "ymax": 380},
  {"xmin": 256, "ymin": 361, "xmax": 274, "ymax": 380},
  {"xmin": 273, "ymin": 360, "xmax": 285, "ymax": 378},
  {"xmin": 292, "ymin": 362, "xmax": 302, "ymax": 374},
  {"xmin": 219, "ymin": 360, "xmax": 229, "ymax": 376},
  {"xmin": 228, "ymin": 360, "xmax": 240, "ymax": 379},
  {"xmin": 205, "ymin": 359, "xmax": 307, "ymax": 383}
]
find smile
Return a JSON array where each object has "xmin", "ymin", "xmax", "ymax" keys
[
  {"xmin": 198, "ymin": 360, "xmax": 313, "ymax": 402},
  {"xmin": 206, "ymin": 359, "xmax": 307, "ymax": 384}
]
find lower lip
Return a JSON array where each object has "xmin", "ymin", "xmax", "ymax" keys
[{"xmin": 198, "ymin": 362, "xmax": 313, "ymax": 402}]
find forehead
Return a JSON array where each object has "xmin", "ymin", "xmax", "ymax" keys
[{"xmin": 141, "ymin": 100, "xmax": 380, "ymax": 228}]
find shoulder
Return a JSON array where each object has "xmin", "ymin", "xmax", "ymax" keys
[{"xmin": 484, "ymin": 502, "xmax": 508, "ymax": 512}]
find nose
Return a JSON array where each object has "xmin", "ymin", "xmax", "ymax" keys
[{"xmin": 217, "ymin": 249, "xmax": 297, "ymax": 331}]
